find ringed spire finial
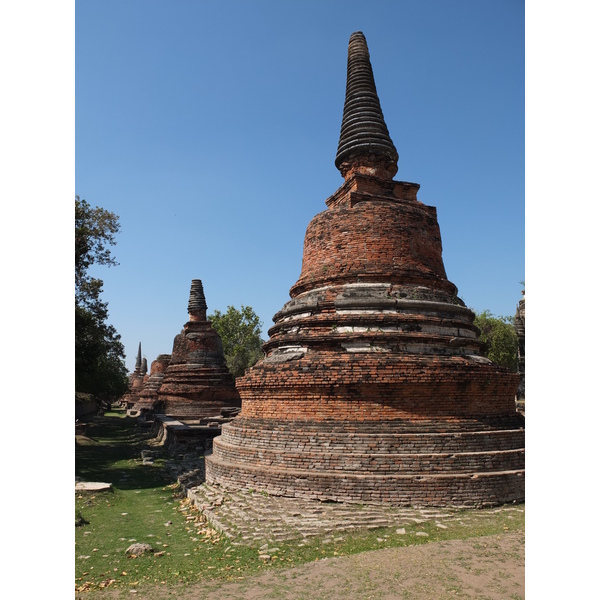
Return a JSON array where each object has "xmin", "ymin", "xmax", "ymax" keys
[
  {"xmin": 188, "ymin": 279, "xmax": 208, "ymax": 320},
  {"xmin": 335, "ymin": 32, "xmax": 398, "ymax": 180}
]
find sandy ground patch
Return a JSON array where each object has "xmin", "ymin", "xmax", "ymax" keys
[{"xmin": 89, "ymin": 531, "xmax": 523, "ymax": 599}]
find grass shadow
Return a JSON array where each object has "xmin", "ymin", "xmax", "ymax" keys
[{"xmin": 76, "ymin": 414, "xmax": 175, "ymax": 491}]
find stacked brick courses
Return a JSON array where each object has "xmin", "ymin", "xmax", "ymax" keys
[
  {"xmin": 205, "ymin": 31, "xmax": 523, "ymax": 506},
  {"xmin": 206, "ymin": 461, "xmax": 524, "ymax": 506}
]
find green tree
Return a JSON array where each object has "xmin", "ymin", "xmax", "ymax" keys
[
  {"xmin": 76, "ymin": 196, "xmax": 120, "ymax": 313},
  {"xmin": 208, "ymin": 305, "xmax": 264, "ymax": 378},
  {"xmin": 75, "ymin": 196, "xmax": 128, "ymax": 400},
  {"xmin": 473, "ymin": 310, "xmax": 519, "ymax": 372}
]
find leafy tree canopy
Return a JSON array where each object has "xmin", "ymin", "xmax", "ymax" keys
[
  {"xmin": 75, "ymin": 306, "xmax": 129, "ymax": 400},
  {"xmin": 473, "ymin": 310, "xmax": 518, "ymax": 372},
  {"xmin": 75, "ymin": 196, "xmax": 128, "ymax": 400},
  {"xmin": 76, "ymin": 196, "xmax": 120, "ymax": 315},
  {"xmin": 208, "ymin": 305, "xmax": 264, "ymax": 378}
]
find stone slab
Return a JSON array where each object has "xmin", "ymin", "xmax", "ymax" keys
[{"xmin": 75, "ymin": 481, "xmax": 113, "ymax": 492}]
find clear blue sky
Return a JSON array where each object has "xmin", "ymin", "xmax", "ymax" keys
[{"xmin": 76, "ymin": 0, "xmax": 525, "ymax": 372}]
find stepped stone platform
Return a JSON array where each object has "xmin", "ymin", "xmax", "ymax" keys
[
  {"xmin": 164, "ymin": 453, "xmax": 523, "ymax": 545},
  {"xmin": 206, "ymin": 32, "xmax": 524, "ymax": 507}
]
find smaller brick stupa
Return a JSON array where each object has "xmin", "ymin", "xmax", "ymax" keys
[
  {"xmin": 129, "ymin": 353, "xmax": 172, "ymax": 416},
  {"xmin": 122, "ymin": 343, "xmax": 147, "ymax": 409},
  {"xmin": 155, "ymin": 279, "xmax": 241, "ymax": 419},
  {"xmin": 130, "ymin": 343, "xmax": 144, "ymax": 385}
]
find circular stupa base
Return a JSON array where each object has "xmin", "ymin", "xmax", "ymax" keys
[{"xmin": 205, "ymin": 413, "xmax": 524, "ymax": 507}]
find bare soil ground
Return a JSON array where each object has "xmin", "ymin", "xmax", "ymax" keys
[{"xmin": 90, "ymin": 530, "xmax": 524, "ymax": 599}]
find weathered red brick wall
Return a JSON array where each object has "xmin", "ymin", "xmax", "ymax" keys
[
  {"xmin": 238, "ymin": 355, "xmax": 519, "ymax": 421},
  {"xmin": 291, "ymin": 177, "xmax": 456, "ymax": 297}
]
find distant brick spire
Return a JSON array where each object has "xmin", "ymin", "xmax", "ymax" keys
[
  {"xmin": 188, "ymin": 279, "xmax": 208, "ymax": 320},
  {"xmin": 135, "ymin": 342, "xmax": 142, "ymax": 371},
  {"xmin": 335, "ymin": 32, "xmax": 399, "ymax": 180},
  {"xmin": 141, "ymin": 357, "xmax": 148, "ymax": 376}
]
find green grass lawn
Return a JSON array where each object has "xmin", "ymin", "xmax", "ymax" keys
[
  {"xmin": 76, "ymin": 413, "xmax": 267, "ymax": 594},
  {"xmin": 75, "ymin": 411, "xmax": 524, "ymax": 596}
]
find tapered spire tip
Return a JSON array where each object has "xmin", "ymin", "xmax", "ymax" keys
[
  {"xmin": 335, "ymin": 32, "xmax": 398, "ymax": 179},
  {"xmin": 188, "ymin": 279, "xmax": 207, "ymax": 317}
]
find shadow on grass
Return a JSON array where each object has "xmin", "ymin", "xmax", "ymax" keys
[{"xmin": 76, "ymin": 414, "xmax": 176, "ymax": 491}]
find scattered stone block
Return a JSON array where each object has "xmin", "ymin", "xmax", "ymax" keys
[
  {"xmin": 75, "ymin": 481, "xmax": 113, "ymax": 493},
  {"xmin": 125, "ymin": 543, "xmax": 154, "ymax": 556}
]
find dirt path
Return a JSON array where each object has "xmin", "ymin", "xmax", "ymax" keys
[{"xmin": 93, "ymin": 530, "xmax": 523, "ymax": 599}]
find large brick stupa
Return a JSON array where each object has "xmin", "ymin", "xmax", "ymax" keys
[
  {"xmin": 205, "ymin": 32, "xmax": 524, "ymax": 506},
  {"xmin": 154, "ymin": 279, "xmax": 241, "ymax": 419}
]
